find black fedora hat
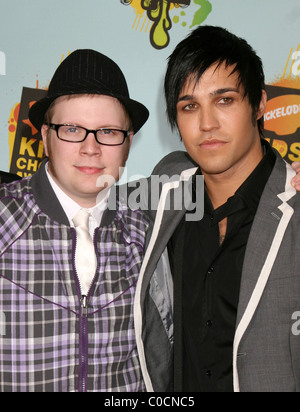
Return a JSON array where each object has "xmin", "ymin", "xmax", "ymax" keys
[{"xmin": 29, "ymin": 49, "xmax": 149, "ymax": 134}]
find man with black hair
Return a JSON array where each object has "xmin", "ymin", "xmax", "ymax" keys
[{"xmin": 136, "ymin": 26, "xmax": 300, "ymax": 392}]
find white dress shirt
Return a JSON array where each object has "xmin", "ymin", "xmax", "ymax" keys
[{"xmin": 45, "ymin": 163, "xmax": 110, "ymax": 237}]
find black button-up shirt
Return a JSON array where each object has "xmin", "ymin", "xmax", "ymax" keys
[{"xmin": 168, "ymin": 140, "xmax": 276, "ymax": 392}]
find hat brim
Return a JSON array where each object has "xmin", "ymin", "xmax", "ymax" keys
[{"xmin": 28, "ymin": 91, "xmax": 149, "ymax": 134}]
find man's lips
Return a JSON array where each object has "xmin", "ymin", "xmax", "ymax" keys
[
  {"xmin": 75, "ymin": 166, "xmax": 105, "ymax": 175},
  {"xmin": 199, "ymin": 139, "xmax": 228, "ymax": 149}
]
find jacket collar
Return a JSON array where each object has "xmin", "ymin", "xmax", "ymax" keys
[
  {"xmin": 236, "ymin": 152, "xmax": 297, "ymax": 325},
  {"xmin": 233, "ymin": 153, "xmax": 297, "ymax": 391},
  {"xmin": 31, "ymin": 160, "xmax": 70, "ymax": 226}
]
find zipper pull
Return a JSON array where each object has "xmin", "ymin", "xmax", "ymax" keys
[{"xmin": 81, "ymin": 295, "xmax": 88, "ymax": 318}]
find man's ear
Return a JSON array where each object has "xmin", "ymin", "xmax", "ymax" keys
[
  {"xmin": 257, "ymin": 89, "xmax": 268, "ymax": 120},
  {"xmin": 41, "ymin": 124, "xmax": 49, "ymax": 157},
  {"xmin": 128, "ymin": 131, "xmax": 134, "ymax": 148},
  {"xmin": 123, "ymin": 131, "xmax": 134, "ymax": 163}
]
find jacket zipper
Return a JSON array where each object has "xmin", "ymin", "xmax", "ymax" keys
[
  {"xmin": 81, "ymin": 295, "xmax": 88, "ymax": 317},
  {"xmin": 80, "ymin": 295, "xmax": 88, "ymax": 392},
  {"xmin": 72, "ymin": 227, "xmax": 99, "ymax": 392},
  {"xmin": 71, "ymin": 227, "xmax": 89, "ymax": 392}
]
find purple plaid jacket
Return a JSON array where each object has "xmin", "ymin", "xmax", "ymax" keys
[{"xmin": 0, "ymin": 163, "xmax": 150, "ymax": 392}]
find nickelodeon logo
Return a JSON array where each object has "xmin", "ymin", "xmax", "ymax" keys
[
  {"xmin": 264, "ymin": 95, "xmax": 300, "ymax": 136},
  {"xmin": 0, "ymin": 51, "xmax": 6, "ymax": 75}
]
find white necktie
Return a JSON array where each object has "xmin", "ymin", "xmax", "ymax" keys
[{"xmin": 72, "ymin": 209, "xmax": 97, "ymax": 295}]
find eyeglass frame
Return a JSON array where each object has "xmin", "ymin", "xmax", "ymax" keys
[{"xmin": 47, "ymin": 123, "xmax": 130, "ymax": 146}]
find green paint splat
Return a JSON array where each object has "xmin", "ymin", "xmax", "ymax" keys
[{"xmin": 190, "ymin": 0, "xmax": 212, "ymax": 29}]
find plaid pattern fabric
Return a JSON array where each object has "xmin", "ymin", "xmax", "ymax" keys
[{"xmin": 0, "ymin": 178, "xmax": 149, "ymax": 392}]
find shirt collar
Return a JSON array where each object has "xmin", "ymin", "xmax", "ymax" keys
[
  {"xmin": 45, "ymin": 162, "xmax": 110, "ymax": 226},
  {"xmin": 194, "ymin": 139, "xmax": 276, "ymax": 222}
]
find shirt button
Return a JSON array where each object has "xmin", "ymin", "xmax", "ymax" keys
[
  {"xmin": 206, "ymin": 320, "xmax": 213, "ymax": 328},
  {"xmin": 205, "ymin": 370, "xmax": 212, "ymax": 377},
  {"xmin": 207, "ymin": 267, "xmax": 214, "ymax": 275}
]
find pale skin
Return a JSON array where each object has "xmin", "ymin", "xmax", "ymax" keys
[
  {"xmin": 39, "ymin": 87, "xmax": 300, "ymax": 217},
  {"xmin": 176, "ymin": 62, "xmax": 268, "ymax": 243},
  {"xmin": 292, "ymin": 162, "xmax": 300, "ymax": 190},
  {"xmin": 41, "ymin": 94, "xmax": 133, "ymax": 209}
]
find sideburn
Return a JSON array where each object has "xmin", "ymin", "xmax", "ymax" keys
[{"xmin": 44, "ymin": 136, "xmax": 59, "ymax": 182}]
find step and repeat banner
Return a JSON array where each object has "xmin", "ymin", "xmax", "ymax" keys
[{"xmin": 0, "ymin": 0, "xmax": 300, "ymax": 179}]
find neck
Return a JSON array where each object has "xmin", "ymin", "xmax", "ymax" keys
[{"xmin": 203, "ymin": 140, "xmax": 264, "ymax": 210}]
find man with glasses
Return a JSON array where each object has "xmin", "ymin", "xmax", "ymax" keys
[{"xmin": 0, "ymin": 49, "xmax": 156, "ymax": 392}]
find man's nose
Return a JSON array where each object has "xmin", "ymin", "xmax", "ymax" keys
[
  {"xmin": 199, "ymin": 107, "xmax": 220, "ymax": 132},
  {"xmin": 80, "ymin": 132, "xmax": 102, "ymax": 155}
]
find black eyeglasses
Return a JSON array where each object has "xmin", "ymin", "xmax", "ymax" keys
[{"xmin": 48, "ymin": 123, "xmax": 129, "ymax": 146}]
